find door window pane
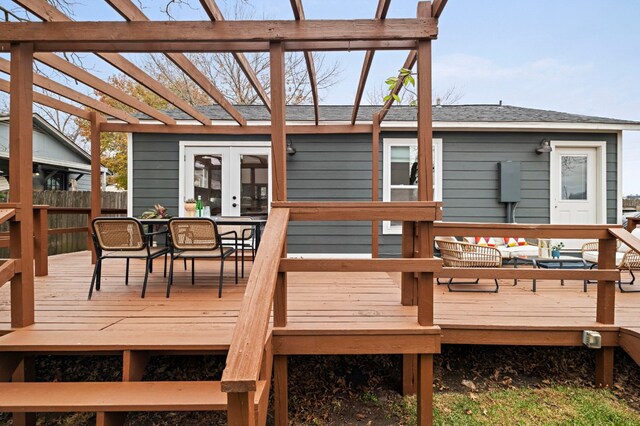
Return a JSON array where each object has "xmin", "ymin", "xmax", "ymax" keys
[
  {"xmin": 390, "ymin": 146, "xmax": 418, "ymax": 185},
  {"xmin": 561, "ymin": 155, "xmax": 588, "ymax": 200},
  {"xmin": 240, "ymin": 154, "xmax": 269, "ymax": 216},
  {"xmin": 194, "ymin": 155, "xmax": 222, "ymax": 216}
]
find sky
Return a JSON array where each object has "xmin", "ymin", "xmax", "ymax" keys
[{"xmin": 1, "ymin": 0, "xmax": 639, "ymax": 194}]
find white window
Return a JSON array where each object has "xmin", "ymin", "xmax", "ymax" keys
[{"xmin": 382, "ymin": 138, "xmax": 442, "ymax": 234}]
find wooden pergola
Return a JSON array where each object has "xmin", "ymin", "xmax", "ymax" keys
[
  {"xmin": 0, "ymin": 0, "xmax": 447, "ymax": 424},
  {"xmin": 2, "ymin": 1, "xmax": 638, "ymax": 425}
]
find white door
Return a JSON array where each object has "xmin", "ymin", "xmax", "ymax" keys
[
  {"xmin": 550, "ymin": 146, "xmax": 599, "ymax": 248},
  {"xmin": 183, "ymin": 146, "xmax": 271, "ymax": 217}
]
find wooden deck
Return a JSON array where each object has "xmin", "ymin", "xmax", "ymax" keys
[{"xmin": 0, "ymin": 251, "xmax": 639, "ymax": 354}]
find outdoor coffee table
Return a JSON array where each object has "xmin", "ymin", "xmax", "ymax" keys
[{"xmin": 510, "ymin": 255, "xmax": 589, "ymax": 292}]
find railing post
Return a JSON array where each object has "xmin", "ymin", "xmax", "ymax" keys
[
  {"xmin": 227, "ymin": 391, "xmax": 255, "ymax": 425},
  {"xmin": 401, "ymin": 221, "xmax": 416, "ymax": 306},
  {"xmin": 274, "ymin": 246, "xmax": 287, "ymax": 327},
  {"xmin": 33, "ymin": 206, "xmax": 49, "ymax": 277},
  {"xmin": 595, "ymin": 236, "xmax": 616, "ymax": 387}
]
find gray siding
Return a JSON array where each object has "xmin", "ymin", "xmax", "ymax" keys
[
  {"xmin": 379, "ymin": 131, "xmax": 618, "ymax": 256},
  {"xmin": 0, "ymin": 123, "xmax": 89, "ymax": 165},
  {"xmin": 132, "ymin": 131, "xmax": 618, "ymax": 257}
]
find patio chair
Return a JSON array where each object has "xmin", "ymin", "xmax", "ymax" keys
[
  {"xmin": 217, "ymin": 217, "xmax": 256, "ymax": 278},
  {"xmin": 167, "ymin": 218, "xmax": 237, "ymax": 298},
  {"xmin": 581, "ymin": 230, "xmax": 640, "ymax": 292},
  {"xmin": 89, "ymin": 217, "xmax": 169, "ymax": 299},
  {"xmin": 435, "ymin": 238, "xmax": 501, "ymax": 293}
]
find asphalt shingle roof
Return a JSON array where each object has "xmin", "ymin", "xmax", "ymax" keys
[{"xmin": 144, "ymin": 104, "xmax": 640, "ymax": 125}]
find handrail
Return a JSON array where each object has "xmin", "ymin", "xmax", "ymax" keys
[
  {"xmin": 434, "ymin": 221, "xmax": 620, "ymax": 239},
  {"xmin": 272, "ymin": 201, "xmax": 442, "ymax": 221},
  {"xmin": 0, "ymin": 209, "xmax": 16, "ymax": 226},
  {"xmin": 609, "ymin": 227, "xmax": 640, "ymax": 255},
  {"xmin": 221, "ymin": 208, "xmax": 289, "ymax": 393}
]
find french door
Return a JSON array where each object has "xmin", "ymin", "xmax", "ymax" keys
[{"xmin": 182, "ymin": 145, "xmax": 271, "ymax": 217}]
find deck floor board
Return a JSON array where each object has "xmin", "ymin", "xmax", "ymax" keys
[{"xmin": 0, "ymin": 251, "xmax": 639, "ymax": 349}]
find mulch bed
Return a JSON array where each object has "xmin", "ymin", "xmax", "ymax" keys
[{"xmin": 0, "ymin": 346, "xmax": 638, "ymax": 425}]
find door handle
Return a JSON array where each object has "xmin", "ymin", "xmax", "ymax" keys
[{"xmin": 232, "ymin": 203, "xmax": 237, "ymax": 208}]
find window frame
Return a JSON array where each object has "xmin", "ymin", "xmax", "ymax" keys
[{"xmin": 382, "ymin": 138, "xmax": 442, "ymax": 235}]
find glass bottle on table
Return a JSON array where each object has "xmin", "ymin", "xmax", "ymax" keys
[{"xmin": 196, "ymin": 195, "xmax": 203, "ymax": 217}]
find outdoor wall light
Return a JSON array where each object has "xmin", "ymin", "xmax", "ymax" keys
[
  {"xmin": 535, "ymin": 139, "xmax": 553, "ymax": 154},
  {"xmin": 286, "ymin": 139, "xmax": 297, "ymax": 156}
]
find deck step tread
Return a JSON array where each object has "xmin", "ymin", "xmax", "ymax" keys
[
  {"xmin": 620, "ymin": 327, "xmax": 640, "ymax": 366},
  {"xmin": 0, "ymin": 380, "xmax": 266, "ymax": 412},
  {"xmin": 0, "ymin": 330, "xmax": 232, "ymax": 352}
]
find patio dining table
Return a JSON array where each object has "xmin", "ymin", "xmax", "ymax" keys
[{"xmin": 139, "ymin": 216, "xmax": 267, "ymax": 250}]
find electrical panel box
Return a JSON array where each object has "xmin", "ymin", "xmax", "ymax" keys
[{"xmin": 499, "ymin": 161, "xmax": 521, "ymax": 203}]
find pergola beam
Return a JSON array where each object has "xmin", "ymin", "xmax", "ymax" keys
[
  {"xmin": 100, "ymin": 122, "xmax": 373, "ymax": 134},
  {"xmin": 105, "ymin": 0, "xmax": 246, "ymax": 126},
  {"xmin": 12, "ymin": 0, "xmax": 213, "ymax": 125},
  {"xmin": 432, "ymin": 0, "xmax": 448, "ymax": 18},
  {"xmin": 351, "ymin": 0, "xmax": 392, "ymax": 124},
  {"xmin": 0, "ymin": 58, "xmax": 138, "ymax": 123},
  {"xmin": 0, "ymin": 19, "xmax": 437, "ymax": 45},
  {"xmin": 35, "ymin": 53, "xmax": 176, "ymax": 125},
  {"xmin": 0, "ymin": 79, "xmax": 91, "ymax": 121},
  {"xmin": 199, "ymin": 0, "xmax": 271, "ymax": 112},
  {"xmin": 289, "ymin": 0, "xmax": 320, "ymax": 124},
  {"xmin": 0, "ymin": 40, "xmax": 419, "ymax": 53}
]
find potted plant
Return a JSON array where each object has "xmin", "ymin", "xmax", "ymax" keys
[
  {"xmin": 184, "ymin": 198, "xmax": 196, "ymax": 217},
  {"xmin": 139, "ymin": 204, "xmax": 171, "ymax": 220},
  {"xmin": 551, "ymin": 242, "xmax": 564, "ymax": 259}
]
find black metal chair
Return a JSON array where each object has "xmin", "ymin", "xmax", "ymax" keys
[
  {"xmin": 166, "ymin": 218, "xmax": 237, "ymax": 298},
  {"xmin": 89, "ymin": 217, "xmax": 169, "ymax": 299},
  {"xmin": 217, "ymin": 217, "xmax": 256, "ymax": 278}
]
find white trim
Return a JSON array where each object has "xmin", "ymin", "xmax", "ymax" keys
[
  {"xmin": 382, "ymin": 137, "xmax": 442, "ymax": 235},
  {"xmin": 127, "ymin": 133, "xmax": 133, "ymax": 216},
  {"xmin": 617, "ymin": 131, "xmax": 623, "ymax": 224},
  {"xmin": 549, "ymin": 140, "xmax": 607, "ymax": 225},
  {"xmin": 287, "ymin": 253, "xmax": 372, "ymax": 259}
]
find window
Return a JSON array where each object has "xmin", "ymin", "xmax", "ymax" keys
[{"xmin": 383, "ymin": 138, "xmax": 442, "ymax": 234}]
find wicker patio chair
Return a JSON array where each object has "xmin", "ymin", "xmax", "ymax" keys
[
  {"xmin": 581, "ymin": 241, "xmax": 640, "ymax": 292},
  {"xmin": 435, "ymin": 238, "xmax": 501, "ymax": 293},
  {"xmin": 89, "ymin": 217, "xmax": 169, "ymax": 299},
  {"xmin": 167, "ymin": 218, "xmax": 237, "ymax": 298},
  {"xmin": 217, "ymin": 216, "xmax": 256, "ymax": 278}
]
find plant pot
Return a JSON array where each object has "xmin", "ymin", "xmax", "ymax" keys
[
  {"xmin": 551, "ymin": 249, "xmax": 560, "ymax": 259},
  {"xmin": 184, "ymin": 203, "xmax": 196, "ymax": 217}
]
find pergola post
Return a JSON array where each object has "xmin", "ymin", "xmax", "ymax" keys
[
  {"xmin": 9, "ymin": 42, "xmax": 35, "ymax": 329},
  {"xmin": 89, "ymin": 112, "xmax": 103, "ymax": 264},
  {"xmin": 371, "ymin": 112, "xmax": 381, "ymax": 257},
  {"xmin": 269, "ymin": 40, "xmax": 290, "ymax": 426},
  {"xmin": 416, "ymin": 2, "xmax": 435, "ymax": 425}
]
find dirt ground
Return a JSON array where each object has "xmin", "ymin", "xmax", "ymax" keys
[{"xmin": 0, "ymin": 345, "xmax": 638, "ymax": 425}]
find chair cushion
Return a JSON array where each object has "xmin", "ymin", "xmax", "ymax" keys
[
  {"xmin": 496, "ymin": 245, "xmax": 539, "ymax": 259},
  {"xmin": 175, "ymin": 247, "xmax": 235, "ymax": 259},
  {"xmin": 582, "ymin": 250, "xmax": 626, "ymax": 267},
  {"xmin": 618, "ymin": 228, "xmax": 640, "ymax": 253},
  {"xmin": 103, "ymin": 246, "xmax": 168, "ymax": 258}
]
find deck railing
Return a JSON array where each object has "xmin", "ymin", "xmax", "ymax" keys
[
  {"xmin": 0, "ymin": 204, "xmax": 18, "ymax": 291},
  {"xmin": 0, "ymin": 205, "xmax": 126, "ymax": 276}
]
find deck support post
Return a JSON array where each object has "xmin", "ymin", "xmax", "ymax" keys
[
  {"xmin": 401, "ymin": 222, "xmax": 417, "ymax": 306},
  {"xmin": 12, "ymin": 356, "xmax": 35, "ymax": 426},
  {"xmin": 123, "ymin": 350, "xmax": 149, "ymax": 382},
  {"xmin": 96, "ymin": 412, "xmax": 126, "ymax": 426},
  {"xmin": 402, "ymin": 354, "xmax": 418, "ymax": 395},
  {"xmin": 9, "ymin": 42, "xmax": 35, "ymax": 329},
  {"xmin": 274, "ymin": 355, "xmax": 288, "ymax": 426},
  {"xmin": 90, "ymin": 112, "xmax": 104, "ymax": 264},
  {"xmin": 417, "ymin": 354, "xmax": 434, "ymax": 426},
  {"xmin": 595, "ymin": 237, "xmax": 616, "ymax": 387},
  {"xmin": 33, "ymin": 206, "xmax": 49, "ymax": 276},
  {"xmin": 227, "ymin": 392, "xmax": 255, "ymax": 425}
]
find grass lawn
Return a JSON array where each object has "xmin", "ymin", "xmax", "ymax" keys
[{"xmin": 391, "ymin": 386, "xmax": 640, "ymax": 425}]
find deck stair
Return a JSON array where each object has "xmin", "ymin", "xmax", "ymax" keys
[
  {"xmin": 620, "ymin": 327, "xmax": 640, "ymax": 366},
  {"xmin": 0, "ymin": 329, "xmax": 269, "ymax": 424}
]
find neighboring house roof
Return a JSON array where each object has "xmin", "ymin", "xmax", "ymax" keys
[
  {"xmin": 136, "ymin": 104, "xmax": 640, "ymax": 127},
  {"xmin": 0, "ymin": 114, "xmax": 109, "ymax": 173}
]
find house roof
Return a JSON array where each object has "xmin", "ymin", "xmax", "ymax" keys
[{"xmin": 144, "ymin": 104, "xmax": 640, "ymax": 126}]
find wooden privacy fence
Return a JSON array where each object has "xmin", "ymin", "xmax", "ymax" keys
[{"xmin": 0, "ymin": 191, "xmax": 127, "ymax": 276}]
